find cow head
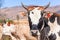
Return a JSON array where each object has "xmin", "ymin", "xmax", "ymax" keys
[
  {"xmin": 22, "ymin": 3, "xmax": 50, "ymax": 30},
  {"xmin": 43, "ymin": 11, "xmax": 53, "ymax": 19}
]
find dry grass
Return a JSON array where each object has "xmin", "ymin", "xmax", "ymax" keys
[
  {"xmin": 0, "ymin": 19, "xmax": 37, "ymax": 40},
  {"xmin": 12, "ymin": 19, "xmax": 37, "ymax": 40}
]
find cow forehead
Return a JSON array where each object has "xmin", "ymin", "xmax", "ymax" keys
[
  {"xmin": 29, "ymin": 7, "xmax": 42, "ymax": 25},
  {"xmin": 28, "ymin": 6, "xmax": 44, "ymax": 11},
  {"xmin": 30, "ymin": 7, "xmax": 41, "ymax": 12}
]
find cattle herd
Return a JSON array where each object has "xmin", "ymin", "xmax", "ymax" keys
[
  {"xmin": 21, "ymin": 2, "xmax": 60, "ymax": 40},
  {"xmin": 0, "ymin": 2, "xmax": 60, "ymax": 40}
]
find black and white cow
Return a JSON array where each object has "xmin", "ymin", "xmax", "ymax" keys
[
  {"xmin": 39, "ymin": 11, "xmax": 60, "ymax": 40},
  {"xmin": 21, "ymin": 2, "xmax": 50, "ymax": 40},
  {"xmin": 41, "ymin": 11, "xmax": 60, "ymax": 40}
]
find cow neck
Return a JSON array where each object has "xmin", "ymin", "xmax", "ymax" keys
[{"xmin": 38, "ymin": 19, "xmax": 44, "ymax": 31}]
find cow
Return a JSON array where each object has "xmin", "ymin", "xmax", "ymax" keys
[
  {"xmin": 22, "ymin": 2, "xmax": 50, "ymax": 40},
  {"xmin": 40, "ymin": 11, "xmax": 60, "ymax": 40}
]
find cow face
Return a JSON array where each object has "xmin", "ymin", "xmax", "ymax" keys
[
  {"xmin": 29, "ymin": 7, "xmax": 43, "ymax": 25},
  {"xmin": 22, "ymin": 3, "xmax": 50, "ymax": 30}
]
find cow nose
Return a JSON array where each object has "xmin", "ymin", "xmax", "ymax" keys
[{"xmin": 32, "ymin": 24, "xmax": 38, "ymax": 30}]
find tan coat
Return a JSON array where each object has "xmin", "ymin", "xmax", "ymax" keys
[{"xmin": 0, "ymin": 25, "xmax": 2, "ymax": 40}]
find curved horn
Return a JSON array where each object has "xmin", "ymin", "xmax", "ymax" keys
[
  {"xmin": 44, "ymin": 2, "xmax": 50, "ymax": 9},
  {"xmin": 21, "ymin": 3, "xmax": 28, "ymax": 11}
]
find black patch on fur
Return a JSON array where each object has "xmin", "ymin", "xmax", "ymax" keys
[
  {"xmin": 28, "ymin": 16, "xmax": 32, "ymax": 30},
  {"xmin": 49, "ymin": 33, "xmax": 56, "ymax": 40},
  {"xmin": 58, "ymin": 31, "xmax": 60, "ymax": 36},
  {"xmin": 45, "ymin": 18, "xmax": 48, "ymax": 23},
  {"xmin": 37, "ymin": 18, "xmax": 43, "ymax": 30},
  {"xmin": 49, "ymin": 14, "xmax": 56, "ymax": 23},
  {"xmin": 44, "ymin": 17, "xmax": 49, "ymax": 27},
  {"xmin": 57, "ymin": 16, "xmax": 60, "ymax": 25},
  {"xmin": 49, "ymin": 13, "xmax": 60, "ymax": 25},
  {"xmin": 40, "ymin": 26, "xmax": 50, "ymax": 40},
  {"xmin": 28, "ymin": 12, "xmax": 32, "ymax": 30},
  {"xmin": 28, "ymin": 16, "xmax": 39, "ymax": 30}
]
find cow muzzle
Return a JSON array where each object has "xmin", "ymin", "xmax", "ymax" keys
[
  {"xmin": 31, "ymin": 24, "xmax": 39, "ymax": 36},
  {"xmin": 31, "ymin": 24, "xmax": 38, "ymax": 30}
]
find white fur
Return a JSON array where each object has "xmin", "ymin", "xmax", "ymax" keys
[
  {"xmin": 29, "ymin": 7, "xmax": 41, "ymax": 25},
  {"xmin": 48, "ymin": 17, "xmax": 60, "ymax": 40}
]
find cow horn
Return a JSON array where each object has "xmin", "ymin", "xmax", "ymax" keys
[
  {"xmin": 21, "ymin": 2, "xmax": 28, "ymax": 11},
  {"xmin": 44, "ymin": 2, "xmax": 50, "ymax": 9}
]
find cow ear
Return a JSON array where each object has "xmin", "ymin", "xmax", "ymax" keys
[
  {"xmin": 44, "ymin": 12, "xmax": 53, "ymax": 18},
  {"xmin": 20, "ymin": 12, "xmax": 27, "ymax": 17}
]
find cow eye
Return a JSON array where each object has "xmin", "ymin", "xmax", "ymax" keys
[{"xmin": 32, "ymin": 12, "xmax": 34, "ymax": 14}]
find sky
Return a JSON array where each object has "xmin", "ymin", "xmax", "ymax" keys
[{"xmin": 1, "ymin": 0, "xmax": 60, "ymax": 8}]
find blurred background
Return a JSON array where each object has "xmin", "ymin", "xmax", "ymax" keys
[{"xmin": 0, "ymin": 0, "xmax": 60, "ymax": 20}]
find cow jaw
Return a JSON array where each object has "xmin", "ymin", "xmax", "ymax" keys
[{"xmin": 29, "ymin": 7, "xmax": 41, "ymax": 25}]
